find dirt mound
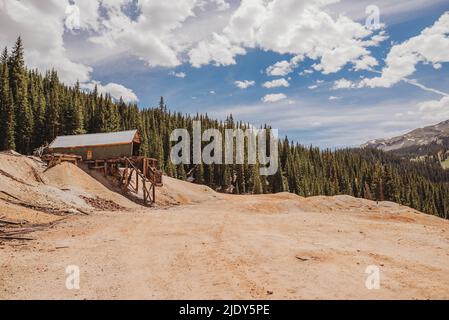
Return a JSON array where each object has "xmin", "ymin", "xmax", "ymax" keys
[
  {"xmin": 157, "ymin": 176, "xmax": 224, "ymax": 205},
  {"xmin": 43, "ymin": 162, "xmax": 138, "ymax": 209},
  {"xmin": 0, "ymin": 155, "xmax": 85, "ymax": 213},
  {"xmin": 43, "ymin": 162, "xmax": 93, "ymax": 188},
  {"xmin": 0, "ymin": 153, "xmax": 139, "ymax": 217},
  {"xmin": 0, "ymin": 151, "xmax": 47, "ymax": 186},
  {"xmin": 155, "ymin": 177, "xmax": 424, "ymax": 218},
  {"xmin": 0, "ymin": 199, "xmax": 60, "ymax": 225},
  {"xmin": 297, "ymin": 195, "xmax": 422, "ymax": 218}
]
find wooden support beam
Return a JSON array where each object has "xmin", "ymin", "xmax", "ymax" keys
[
  {"xmin": 134, "ymin": 168, "xmax": 137, "ymax": 193},
  {"xmin": 143, "ymin": 179, "xmax": 147, "ymax": 206},
  {"xmin": 152, "ymin": 182, "xmax": 155, "ymax": 203}
]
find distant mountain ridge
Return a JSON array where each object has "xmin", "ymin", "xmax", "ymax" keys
[{"xmin": 362, "ymin": 119, "xmax": 449, "ymax": 168}]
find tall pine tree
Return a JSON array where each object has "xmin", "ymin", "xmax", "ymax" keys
[
  {"xmin": 10, "ymin": 37, "xmax": 33, "ymax": 153},
  {"xmin": 0, "ymin": 47, "xmax": 15, "ymax": 150}
]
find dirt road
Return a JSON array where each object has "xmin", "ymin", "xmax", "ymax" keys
[{"xmin": 1, "ymin": 192, "xmax": 449, "ymax": 299}]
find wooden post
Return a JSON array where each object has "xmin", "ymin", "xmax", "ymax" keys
[
  {"xmin": 136, "ymin": 168, "xmax": 139, "ymax": 193},
  {"xmin": 152, "ymin": 183, "xmax": 155, "ymax": 204},
  {"xmin": 143, "ymin": 158, "xmax": 148, "ymax": 179},
  {"xmin": 123, "ymin": 160, "xmax": 129, "ymax": 189},
  {"xmin": 143, "ymin": 179, "xmax": 147, "ymax": 206}
]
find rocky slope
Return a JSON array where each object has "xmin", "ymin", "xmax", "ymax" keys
[{"xmin": 362, "ymin": 119, "xmax": 449, "ymax": 152}]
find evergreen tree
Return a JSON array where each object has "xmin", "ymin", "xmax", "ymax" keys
[
  {"xmin": 0, "ymin": 48, "xmax": 15, "ymax": 150},
  {"xmin": 10, "ymin": 37, "xmax": 33, "ymax": 153}
]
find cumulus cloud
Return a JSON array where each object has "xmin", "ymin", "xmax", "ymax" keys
[
  {"xmin": 419, "ymin": 96, "xmax": 449, "ymax": 111},
  {"xmin": 87, "ymin": 0, "xmax": 201, "ymax": 68},
  {"xmin": 418, "ymin": 96, "xmax": 449, "ymax": 121},
  {"xmin": 169, "ymin": 71, "xmax": 187, "ymax": 78},
  {"xmin": 0, "ymin": 0, "xmax": 390, "ymax": 85},
  {"xmin": 262, "ymin": 93, "xmax": 287, "ymax": 103},
  {"xmin": 81, "ymin": 81, "xmax": 139, "ymax": 103},
  {"xmin": 64, "ymin": 3, "xmax": 80, "ymax": 31},
  {"xmin": 353, "ymin": 55, "xmax": 378, "ymax": 71},
  {"xmin": 189, "ymin": 32, "xmax": 246, "ymax": 67},
  {"xmin": 234, "ymin": 80, "xmax": 255, "ymax": 89},
  {"xmin": 0, "ymin": 1, "xmax": 227, "ymax": 83},
  {"xmin": 262, "ymin": 78, "xmax": 290, "ymax": 89},
  {"xmin": 333, "ymin": 78, "xmax": 357, "ymax": 89},
  {"xmin": 0, "ymin": 0, "xmax": 92, "ymax": 84},
  {"xmin": 299, "ymin": 69, "xmax": 314, "ymax": 76},
  {"xmin": 328, "ymin": 95, "xmax": 341, "ymax": 101},
  {"xmin": 361, "ymin": 12, "xmax": 449, "ymax": 88},
  {"xmin": 188, "ymin": 0, "xmax": 386, "ymax": 74},
  {"xmin": 266, "ymin": 55, "xmax": 303, "ymax": 76},
  {"xmin": 308, "ymin": 79, "xmax": 325, "ymax": 89}
]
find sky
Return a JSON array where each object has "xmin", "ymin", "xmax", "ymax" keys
[{"xmin": 0, "ymin": 0, "xmax": 449, "ymax": 148}]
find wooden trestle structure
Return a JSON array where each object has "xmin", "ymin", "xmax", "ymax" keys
[
  {"xmin": 42, "ymin": 154, "xmax": 162, "ymax": 206},
  {"xmin": 86, "ymin": 156, "xmax": 163, "ymax": 205}
]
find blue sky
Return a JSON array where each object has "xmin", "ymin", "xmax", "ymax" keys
[{"xmin": 1, "ymin": 0, "xmax": 449, "ymax": 148}]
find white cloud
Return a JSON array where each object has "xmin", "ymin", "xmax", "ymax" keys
[
  {"xmin": 0, "ymin": 0, "xmax": 92, "ymax": 84},
  {"xmin": 329, "ymin": 95, "xmax": 341, "ymax": 101},
  {"xmin": 209, "ymin": 90, "xmax": 216, "ymax": 94},
  {"xmin": 169, "ymin": 71, "xmax": 187, "ymax": 78},
  {"xmin": 308, "ymin": 79, "xmax": 325, "ymax": 90},
  {"xmin": 361, "ymin": 12, "xmax": 449, "ymax": 88},
  {"xmin": 266, "ymin": 55, "xmax": 303, "ymax": 76},
  {"xmin": 88, "ymin": 0, "xmax": 207, "ymax": 68},
  {"xmin": 419, "ymin": 96, "xmax": 449, "ymax": 111},
  {"xmin": 81, "ymin": 81, "xmax": 139, "ymax": 103},
  {"xmin": 299, "ymin": 69, "xmax": 314, "ymax": 76},
  {"xmin": 262, "ymin": 78, "xmax": 290, "ymax": 88},
  {"xmin": 189, "ymin": 32, "xmax": 246, "ymax": 67},
  {"xmin": 328, "ymin": 0, "xmax": 448, "ymax": 25},
  {"xmin": 353, "ymin": 55, "xmax": 378, "ymax": 71},
  {"xmin": 333, "ymin": 78, "xmax": 356, "ymax": 89},
  {"xmin": 234, "ymin": 80, "xmax": 255, "ymax": 89},
  {"xmin": 64, "ymin": 3, "xmax": 80, "ymax": 31},
  {"xmin": 187, "ymin": 0, "xmax": 386, "ymax": 74},
  {"xmin": 0, "ymin": 0, "xmax": 389, "ymax": 85},
  {"xmin": 418, "ymin": 96, "xmax": 449, "ymax": 121},
  {"xmin": 262, "ymin": 93, "xmax": 287, "ymax": 103}
]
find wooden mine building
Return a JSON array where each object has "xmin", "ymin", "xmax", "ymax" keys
[
  {"xmin": 48, "ymin": 130, "xmax": 141, "ymax": 161},
  {"xmin": 45, "ymin": 130, "xmax": 162, "ymax": 205}
]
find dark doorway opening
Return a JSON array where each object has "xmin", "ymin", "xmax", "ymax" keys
[{"xmin": 133, "ymin": 143, "xmax": 140, "ymax": 156}]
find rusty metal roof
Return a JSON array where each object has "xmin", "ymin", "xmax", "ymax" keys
[{"xmin": 49, "ymin": 130, "xmax": 138, "ymax": 149}]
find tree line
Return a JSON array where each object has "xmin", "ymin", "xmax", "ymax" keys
[{"xmin": 1, "ymin": 38, "xmax": 448, "ymax": 219}]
